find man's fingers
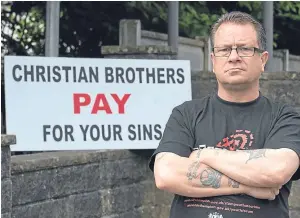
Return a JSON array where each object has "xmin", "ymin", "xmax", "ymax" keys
[
  {"xmin": 269, "ymin": 190, "xmax": 276, "ymax": 200},
  {"xmin": 269, "ymin": 195, "xmax": 276, "ymax": 200},
  {"xmin": 268, "ymin": 188, "xmax": 280, "ymax": 200},
  {"xmin": 272, "ymin": 187, "xmax": 280, "ymax": 195}
]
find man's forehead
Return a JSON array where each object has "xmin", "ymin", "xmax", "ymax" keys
[
  {"xmin": 214, "ymin": 23, "xmax": 258, "ymax": 46},
  {"xmin": 215, "ymin": 37, "xmax": 254, "ymax": 45}
]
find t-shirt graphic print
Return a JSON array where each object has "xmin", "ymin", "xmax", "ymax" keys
[{"xmin": 216, "ymin": 130, "xmax": 254, "ymax": 151}]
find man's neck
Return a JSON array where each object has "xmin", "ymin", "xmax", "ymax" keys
[{"xmin": 217, "ymin": 85, "xmax": 260, "ymax": 103}]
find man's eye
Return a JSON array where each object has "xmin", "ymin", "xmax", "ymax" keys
[
  {"xmin": 240, "ymin": 47, "xmax": 252, "ymax": 51},
  {"xmin": 219, "ymin": 48, "xmax": 230, "ymax": 52}
]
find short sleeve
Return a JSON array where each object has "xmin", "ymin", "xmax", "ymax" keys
[
  {"xmin": 148, "ymin": 103, "xmax": 195, "ymax": 172},
  {"xmin": 264, "ymin": 105, "xmax": 300, "ymax": 180}
]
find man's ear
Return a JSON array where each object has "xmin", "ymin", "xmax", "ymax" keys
[
  {"xmin": 261, "ymin": 51, "xmax": 269, "ymax": 72},
  {"xmin": 211, "ymin": 52, "xmax": 215, "ymax": 74}
]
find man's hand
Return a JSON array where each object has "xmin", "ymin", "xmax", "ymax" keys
[
  {"xmin": 189, "ymin": 149, "xmax": 282, "ymax": 200},
  {"xmin": 244, "ymin": 185, "xmax": 281, "ymax": 200}
]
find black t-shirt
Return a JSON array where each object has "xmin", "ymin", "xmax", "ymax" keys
[{"xmin": 149, "ymin": 93, "xmax": 300, "ymax": 218}]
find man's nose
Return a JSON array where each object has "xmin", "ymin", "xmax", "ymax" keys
[{"xmin": 228, "ymin": 48, "xmax": 242, "ymax": 62}]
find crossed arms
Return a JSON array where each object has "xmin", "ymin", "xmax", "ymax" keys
[{"xmin": 153, "ymin": 147, "xmax": 299, "ymax": 200}]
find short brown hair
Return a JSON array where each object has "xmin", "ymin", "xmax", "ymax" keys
[{"xmin": 210, "ymin": 11, "xmax": 266, "ymax": 51}]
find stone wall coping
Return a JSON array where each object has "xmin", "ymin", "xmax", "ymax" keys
[
  {"xmin": 141, "ymin": 30, "xmax": 205, "ymax": 47},
  {"xmin": 1, "ymin": 134, "xmax": 16, "ymax": 147},
  {"xmin": 101, "ymin": 45, "xmax": 177, "ymax": 55},
  {"xmin": 191, "ymin": 71, "xmax": 300, "ymax": 80},
  {"xmin": 191, "ymin": 71, "xmax": 216, "ymax": 79},
  {"xmin": 11, "ymin": 150, "xmax": 143, "ymax": 174},
  {"xmin": 290, "ymin": 54, "xmax": 300, "ymax": 61},
  {"xmin": 273, "ymin": 51, "xmax": 300, "ymax": 61},
  {"xmin": 260, "ymin": 71, "xmax": 300, "ymax": 80},
  {"xmin": 273, "ymin": 51, "xmax": 284, "ymax": 58}
]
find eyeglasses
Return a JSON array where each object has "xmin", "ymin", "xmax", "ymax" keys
[{"xmin": 213, "ymin": 46, "xmax": 264, "ymax": 57}]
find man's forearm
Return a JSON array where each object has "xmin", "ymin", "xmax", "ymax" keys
[
  {"xmin": 199, "ymin": 147, "xmax": 299, "ymax": 187},
  {"xmin": 155, "ymin": 152, "xmax": 247, "ymax": 198},
  {"xmin": 185, "ymin": 159, "xmax": 245, "ymax": 197}
]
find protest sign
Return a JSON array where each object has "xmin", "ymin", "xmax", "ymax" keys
[{"xmin": 4, "ymin": 56, "xmax": 191, "ymax": 151}]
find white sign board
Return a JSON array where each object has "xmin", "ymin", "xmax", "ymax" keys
[{"xmin": 4, "ymin": 56, "xmax": 191, "ymax": 151}]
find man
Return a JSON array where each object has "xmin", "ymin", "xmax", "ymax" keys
[{"xmin": 148, "ymin": 11, "xmax": 300, "ymax": 218}]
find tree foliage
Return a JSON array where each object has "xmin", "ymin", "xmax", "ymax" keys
[
  {"xmin": 1, "ymin": 1, "xmax": 300, "ymax": 58},
  {"xmin": 1, "ymin": 1, "xmax": 45, "ymax": 55}
]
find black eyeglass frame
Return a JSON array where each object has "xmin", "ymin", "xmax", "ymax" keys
[{"xmin": 212, "ymin": 46, "xmax": 265, "ymax": 57}]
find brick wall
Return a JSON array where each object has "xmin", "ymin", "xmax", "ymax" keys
[
  {"xmin": 1, "ymin": 135, "xmax": 15, "ymax": 218},
  {"xmin": 9, "ymin": 149, "xmax": 172, "ymax": 218}
]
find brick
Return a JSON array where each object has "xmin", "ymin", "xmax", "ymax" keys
[
  {"xmin": 11, "ymin": 150, "xmax": 136, "ymax": 174},
  {"xmin": 1, "ymin": 178, "xmax": 12, "ymax": 213},
  {"xmin": 1, "ymin": 146, "xmax": 11, "ymax": 179},
  {"xmin": 56, "ymin": 197, "xmax": 74, "ymax": 218},
  {"xmin": 104, "ymin": 54, "xmax": 176, "ymax": 60},
  {"xmin": 260, "ymin": 80, "xmax": 300, "ymax": 107},
  {"xmin": 191, "ymin": 79, "xmax": 217, "ymax": 99},
  {"xmin": 12, "ymin": 198, "xmax": 71, "ymax": 218},
  {"xmin": 1, "ymin": 135, "xmax": 16, "ymax": 147},
  {"xmin": 100, "ymin": 183, "xmax": 143, "ymax": 216},
  {"xmin": 100, "ymin": 181, "xmax": 171, "ymax": 216},
  {"xmin": 12, "ymin": 191, "xmax": 102, "ymax": 218},
  {"xmin": 101, "ymin": 45, "xmax": 177, "ymax": 57},
  {"xmin": 12, "ymin": 200, "xmax": 56, "ymax": 218},
  {"xmin": 72, "ymin": 191, "xmax": 101, "ymax": 218},
  {"xmin": 1, "ymin": 212, "xmax": 11, "ymax": 218},
  {"xmin": 101, "ymin": 158, "xmax": 151, "ymax": 189},
  {"xmin": 12, "ymin": 169, "xmax": 56, "ymax": 206},
  {"xmin": 53, "ymin": 164, "xmax": 101, "ymax": 197}
]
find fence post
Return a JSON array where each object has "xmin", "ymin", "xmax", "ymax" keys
[
  {"xmin": 119, "ymin": 19, "xmax": 141, "ymax": 47},
  {"xmin": 45, "ymin": 1, "xmax": 60, "ymax": 57},
  {"xmin": 197, "ymin": 36, "xmax": 212, "ymax": 71},
  {"xmin": 282, "ymin": 49, "xmax": 289, "ymax": 71}
]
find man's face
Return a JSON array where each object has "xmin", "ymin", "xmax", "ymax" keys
[{"xmin": 211, "ymin": 22, "xmax": 268, "ymax": 90}]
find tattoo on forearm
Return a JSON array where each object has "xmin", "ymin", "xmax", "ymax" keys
[
  {"xmin": 196, "ymin": 149, "xmax": 202, "ymax": 159},
  {"xmin": 228, "ymin": 178, "xmax": 240, "ymax": 188},
  {"xmin": 200, "ymin": 168, "xmax": 222, "ymax": 189},
  {"xmin": 245, "ymin": 149, "xmax": 266, "ymax": 163},
  {"xmin": 187, "ymin": 161, "xmax": 241, "ymax": 190},
  {"xmin": 187, "ymin": 161, "xmax": 202, "ymax": 180}
]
